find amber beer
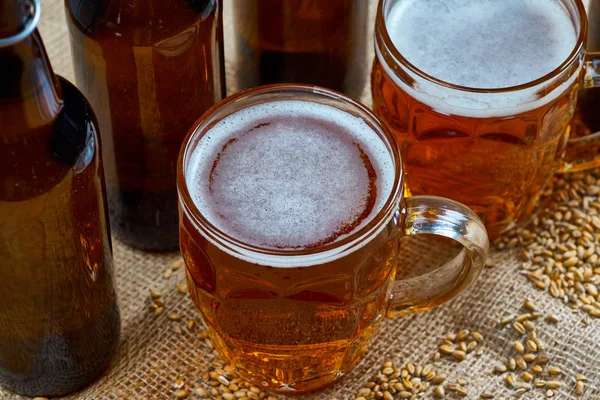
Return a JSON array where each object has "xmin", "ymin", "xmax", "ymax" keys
[
  {"xmin": 233, "ymin": 0, "xmax": 368, "ymax": 98},
  {"xmin": 180, "ymin": 98, "xmax": 398, "ymax": 392},
  {"xmin": 65, "ymin": 0, "xmax": 225, "ymax": 251},
  {"xmin": 178, "ymin": 86, "xmax": 489, "ymax": 392},
  {"xmin": 372, "ymin": 0, "xmax": 586, "ymax": 238},
  {"xmin": 0, "ymin": 1, "xmax": 119, "ymax": 396}
]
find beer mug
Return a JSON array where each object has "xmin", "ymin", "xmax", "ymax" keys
[
  {"xmin": 177, "ymin": 85, "xmax": 489, "ymax": 392},
  {"xmin": 372, "ymin": 0, "xmax": 598, "ymax": 239}
]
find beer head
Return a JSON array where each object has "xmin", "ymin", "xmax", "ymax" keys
[
  {"xmin": 378, "ymin": 0, "xmax": 585, "ymax": 117},
  {"xmin": 185, "ymin": 100, "xmax": 396, "ymax": 264}
]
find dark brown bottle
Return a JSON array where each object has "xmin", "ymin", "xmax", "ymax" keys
[
  {"xmin": 233, "ymin": 0, "xmax": 368, "ymax": 98},
  {"xmin": 588, "ymin": 0, "xmax": 600, "ymax": 53},
  {"xmin": 0, "ymin": 0, "xmax": 120, "ymax": 397},
  {"xmin": 65, "ymin": 0, "xmax": 226, "ymax": 251},
  {"xmin": 568, "ymin": 0, "xmax": 600, "ymax": 141}
]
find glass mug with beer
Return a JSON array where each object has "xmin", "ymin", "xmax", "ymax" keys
[
  {"xmin": 178, "ymin": 85, "xmax": 489, "ymax": 392},
  {"xmin": 372, "ymin": 0, "xmax": 599, "ymax": 239}
]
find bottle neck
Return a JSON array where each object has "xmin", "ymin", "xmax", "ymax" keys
[{"xmin": 0, "ymin": 0, "xmax": 62, "ymax": 133}]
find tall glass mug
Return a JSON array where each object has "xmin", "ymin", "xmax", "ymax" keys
[
  {"xmin": 177, "ymin": 85, "xmax": 489, "ymax": 392},
  {"xmin": 372, "ymin": 0, "xmax": 594, "ymax": 239}
]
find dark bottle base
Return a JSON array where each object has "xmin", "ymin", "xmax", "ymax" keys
[
  {"xmin": 109, "ymin": 189, "xmax": 180, "ymax": 252},
  {"xmin": 0, "ymin": 301, "xmax": 120, "ymax": 398}
]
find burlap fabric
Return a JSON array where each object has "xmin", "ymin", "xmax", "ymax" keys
[{"xmin": 2, "ymin": 0, "xmax": 599, "ymax": 399}]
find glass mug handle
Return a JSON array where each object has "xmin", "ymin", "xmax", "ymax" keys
[
  {"xmin": 560, "ymin": 54, "xmax": 600, "ymax": 173},
  {"xmin": 388, "ymin": 196, "xmax": 489, "ymax": 317}
]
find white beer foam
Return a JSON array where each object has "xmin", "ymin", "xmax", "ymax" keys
[
  {"xmin": 379, "ymin": 0, "xmax": 581, "ymax": 118},
  {"xmin": 186, "ymin": 100, "xmax": 396, "ymax": 266}
]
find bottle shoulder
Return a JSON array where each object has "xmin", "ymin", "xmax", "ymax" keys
[
  {"xmin": 53, "ymin": 76, "xmax": 98, "ymax": 162},
  {"xmin": 0, "ymin": 77, "xmax": 100, "ymax": 201}
]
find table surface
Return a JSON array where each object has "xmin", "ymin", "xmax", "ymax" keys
[{"xmin": 1, "ymin": 0, "xmax": 599, "ymax": 399}]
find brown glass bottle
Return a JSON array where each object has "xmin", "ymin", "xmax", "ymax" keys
[
  {"xmin": 65, "ymin": 0, "xmax": 226, "ymax": 251},
  {"xmin": 233, "ymin": 0, "xmax": 368, "ymax": 98},
  {"xmin": 588, "ymin": 0, "xmax": 600, "ymax": 53},
  {"xmin": 567, "ymin": 1, "xmax": 600, "ymax": 146},
  {"xmin": 0, "ymin": 0, "xmax": 120, "ymax": 397}
]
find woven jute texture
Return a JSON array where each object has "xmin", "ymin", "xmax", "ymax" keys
[{"xmin": 2, "ymin": 0, "xmax": 600, "ymax": 399}]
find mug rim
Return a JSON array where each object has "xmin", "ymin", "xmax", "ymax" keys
[
  {"xmin": 177, "ymin": 84, "xmax": 404, "ymax": 263},
  {"xmin": 376, "ymin": 0, "xmax": 588, "ymax": 94}
]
